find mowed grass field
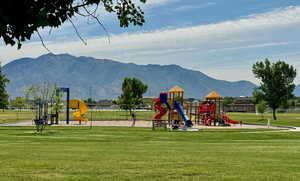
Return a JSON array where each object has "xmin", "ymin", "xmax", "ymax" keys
[
  {"xmin": 227, "ymin": 112, "xmax": 300, "ymax": 127},
  {"xmin": 0, "ymin": 126, "xmax": 300, "ymax": 181},
  {"xmin": 0, "ymin": 110, "xmax": 35, "ymax": 124},
  {"xmin": 0, "ymin": 110, "xmax": 159, "ymax": 124},
  {"xmin": 1, "ymin": 110, "xmax": 300, "ymax": 127}
]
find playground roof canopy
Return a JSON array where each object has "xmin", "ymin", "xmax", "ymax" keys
[
  {"xmin": 205, "ymin": 91, "xmax": 222, "ymax": 99},
  {"xmin": 168, "ymin": 85, "xmax": 185, "ymax": 93}
]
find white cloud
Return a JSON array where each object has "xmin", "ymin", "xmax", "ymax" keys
[
  {"xmin": 172, "ymin": 2, "xmax": 216, "ymax": 12},
  {"xmin": 139, "ymin": 0, "xmax": 178, "ymax": 6},
  {"xmin": 208, "ymin": 41, "xmax": 300, "ymax": 53},
  {"xmin": 2, "ymin": 6, "xmax": 300, "ymax": 83}
]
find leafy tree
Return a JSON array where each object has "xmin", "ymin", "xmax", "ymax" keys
[
  {"xmin": 223, "ymin": 97, "xmax": 234, "ymax": 107},
  {"xmin": 11, "ymin": 96, "xmax": 26, "ymax": 110},
  {"xmin": 49, "ymin": 87, "xmax": 64, "ymax": 123},
  {"xmin": 252, "ymin": 88, "xmax": 265, "ymax": 105},
  {"xmin": 252, "ymin": 59, "xmax": 297, "ymax": 120},
  {"xmin": 118, "ymin": 77, "xmax": 147, "ymax": 126},
  {"xmin": 1, "ymin": 0, "xmax": 146, "ymax": 48},
  {"xmin": 85, "ymin": 97, "xmax": 97, "ymax": 105},
  {"xmin": 24, "ymin": 85, "xmax": 41, "ymax": 109},
  {"xmin": 296, "ymin": 97, "xmax": 300, "ymax": 107},
  {"xmin": 24, "ymin": 83, "xmax": 55, "ymax": 132},
  {"xmin": 0, "ymin": 63, "xmax": 9, "ymax": 111},
  {"xmin": 256, "ymin": 101, "xmax": 267, "ymax": 119},
  {"xmin": 290, "ymin": 100, "xmax": 296, "ymax": 107},
  {"xmin": 11, "ymin": 96, "xmax": 26, "ymax": 121},
  {"xmin": 280, "ymin": 100, "xmax": 291, "ymax": 110}
]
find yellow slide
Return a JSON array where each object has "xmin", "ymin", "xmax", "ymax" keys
[{"xmin": 68, "ymin": 99, "xmax": 88, "ymax": 123}]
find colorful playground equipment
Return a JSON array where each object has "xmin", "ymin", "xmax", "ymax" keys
[
  {"xmin": 33, "ymin": 86, "xmax": 89, "ymax": 128},
  {"xmin": 153, "ymin": 86, "xmax": 193, "ymax": 130},
  {"xmin": 187, "ymin": 91, "xmax": 240, "ymax": 126},
  {"xmin": 68, "ymin": 99, "xmax": 89, "ymax": 124},
  {"xmin": 153, "ymin": 88, "xmax": 240, "ymax": 129}
]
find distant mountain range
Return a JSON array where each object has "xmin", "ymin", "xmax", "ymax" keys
[{"xmin": 3, "ymin": 53, "xmax": 257, "ymax": 99}]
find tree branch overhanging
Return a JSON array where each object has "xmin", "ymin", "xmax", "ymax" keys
[{"xmin": 0, "ymin": 0, "xmax": 146, "ymax": 49}]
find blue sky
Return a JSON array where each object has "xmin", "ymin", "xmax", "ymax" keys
[{"xmin": 1, "ymin": 0, "xmax": 300, "ymax": 84}]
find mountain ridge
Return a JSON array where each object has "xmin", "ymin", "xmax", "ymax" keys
[{"xmin": 3, "ymin": 53, "xmax": 257, "ymax": 99}]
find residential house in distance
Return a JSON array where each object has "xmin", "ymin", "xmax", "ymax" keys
[{"xmin": 225, "ymin": 97, "xmax": 255, "ymax": 112}]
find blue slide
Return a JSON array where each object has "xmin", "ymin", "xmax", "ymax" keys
[{"xmin": 174, "ymin": 101, "xmax": 193, "ymax": 127}]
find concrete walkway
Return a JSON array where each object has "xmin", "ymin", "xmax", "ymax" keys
[{"xmin": 1, "ymin": 120, "xmax": 300, "ymax": 132}]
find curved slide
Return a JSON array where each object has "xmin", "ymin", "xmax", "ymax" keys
[
  {"xmin": 174, "ymin": 101, "xmax": 193, "ymax": 127},
  {"xmin": 222, "ymin": 115, "xmax": 239, "ymax": 124},
  {"xmin": 154, "ymin": 98, "xmax": 168, "ymax": 120},
  {"xmin": 69, "ymin": 99, "xmax": 88, "ymax": 122}
]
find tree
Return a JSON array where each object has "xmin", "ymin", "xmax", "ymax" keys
[
  {"xmin": 0, "ymin": 0, "xmax": 146, "ymax": 49},
  {"xmin": 11, "ymin": 96, "xmax": 26, "ymax": 110},
  {"xmin": 296, "ymin": 97, "xmax": 300, "ymax": 108},
  {"xmin": 0, "ymin": 63, "xmax": 9, "ymax": 111},
  {"xmin": 24, "ymin": 85, "xmax": 41, "ymax": 109},
  {"xmin": 11, "ymin": 96, "xmax": 26, "ymax": 121},
  {"xmin": 85, "ymin": 97, "xmax": 97, "ymax": 105},
  {"xmin": 256, "ymin": 101, "xmax": 267, "ymax": 119},
  {"xmin": 118, "ymin": 77, "xmax": 147, "ymax": 126},
  {"xmin": 252, "ymin": 88, "xmax": 265, "ymax": 105},
  {"xmin": 223, "ymin": 97, "xmax": 234, "ymax": 107},
  {"xmin": 49, "ymin": 87, "xmax": 64, "ymax": 124},
  {"xmin": 290, "ymin": 100, "xmax": 296, "ymax": 107},
  {"xmin": 24, "ymin": 83, "xmax": 55, "ymax": 132},
  {"xmin": 252, "ymin": 59, "xmax": 297, "ymax": 120},
  {"xmin": 280, "ymin": 100, "xmax": 292, "ymax": 110}
]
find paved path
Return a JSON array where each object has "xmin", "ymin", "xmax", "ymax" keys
[{"xmin": 1, "ymin": 120, "xmax": 300, "ymax": 132}]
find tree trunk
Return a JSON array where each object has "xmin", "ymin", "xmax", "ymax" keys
[
  {"xmin": 55, "ymin": 111, "xmax": 59, "ymax": 124},
  {"xmin": 130, "ymin": 110, "xmax": 136, "ymax": 127},
  {"xmin": 272, "ymin": 108, "xmax": 277, "ymax": 120}
]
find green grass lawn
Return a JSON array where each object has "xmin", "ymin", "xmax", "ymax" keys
[
  {"xmin": 0, "ymin": 126, "xmax": 300, "ymax": 181},
  {"xmin": 228, "ymin": 112, "xmax": 300, "ymax": 127},
  {"xmin": 0, "ymin": 110, "xmax": 159, "ymax": 124},
  {"xmin": 0, "ymin": 110, "xmax": 34, "ymax": 124}
]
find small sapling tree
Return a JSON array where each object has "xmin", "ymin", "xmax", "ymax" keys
[
  {"xmin": 11, "ymin": 96, "xmax": 26, "ymax": 111},
  {"xmin": 25, "ymin": 83, "xmax": 55, "ymax": 133},
  {"xmin": 256, "ymin": 101, "xmax": 267, "ymax": 119},
  {"xmin": 11, "ymin": 96, "xmax": 26, "ymax": 121},
  {"xmin": 50, "ymin": 87, "xmax": 64, "ymax": 124}
]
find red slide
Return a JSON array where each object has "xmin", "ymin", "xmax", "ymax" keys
[
  {"xmin": 223, "ymin": 115, "xmax": 240, "ymax": 124},
  {"xmin": 154, "ymin": 98, "xmax": 167, "ymax": 120}
]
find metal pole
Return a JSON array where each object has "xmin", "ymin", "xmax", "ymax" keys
[{"xmin": 66, "ymin": 88, "xmax": 70, "ymax": 124}]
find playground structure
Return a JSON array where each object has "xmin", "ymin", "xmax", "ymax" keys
[
  {"xmin": 33, "ymin": 87, "xmax": 89, "ymax": 130},
  {"xmin": 153, "ymin": 86, "xmax": 193, "ymax": 130},
  {"xmin": 186, "ymin": 91, "xmax": 240, "ymax": 126},
  {"xmin": 153, "ymin": 87, "xmax": 240, "ymax": 129},
  {"xmin": 68, "ymin": 99, "xmax": 89, "ymax": 124}
]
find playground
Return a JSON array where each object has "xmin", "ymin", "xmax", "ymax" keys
[{"xmin": 2, "ymin": 85, "xmax": 300, "ymax": 130}]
